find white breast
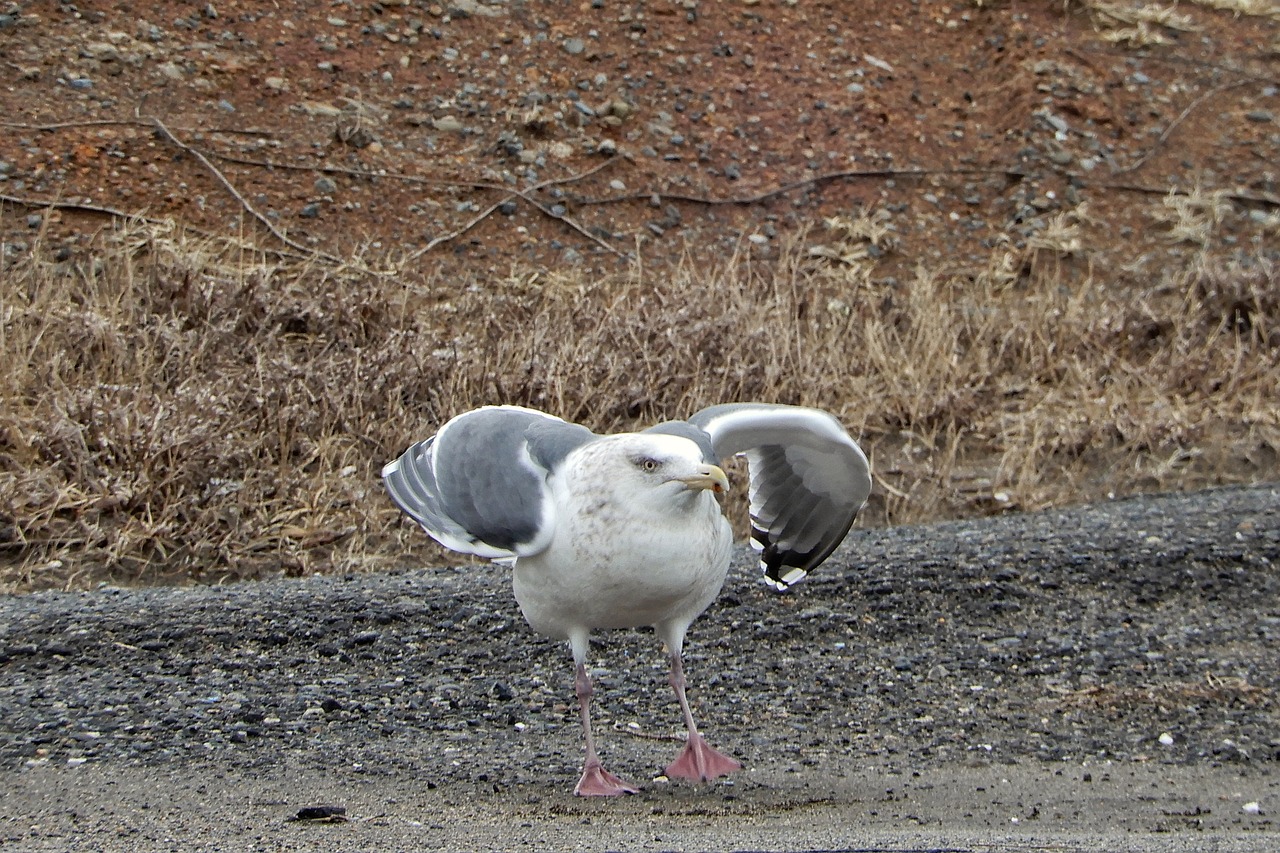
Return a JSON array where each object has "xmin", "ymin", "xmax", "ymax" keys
[{"xmin": 511, "ymin": 439, "xmax": 734, "ymax": 639}]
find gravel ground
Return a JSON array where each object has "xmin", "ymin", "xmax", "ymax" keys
[{"xmin": 2, "ymin": 485, "xmax": 1278, "ymax": 851}]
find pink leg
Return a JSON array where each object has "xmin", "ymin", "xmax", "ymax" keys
[
  {"xmin": 664, "ymin": 650, "xmax": 742, "ymax": 782},
  {"xmin": 572, "ymin": 662, "xmax": 639, "ymax": 796}
]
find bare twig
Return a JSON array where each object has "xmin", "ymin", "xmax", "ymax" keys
[
  {"xmin": 1112, "ymin": 79, "xmax": 1255, "ymax": 176},
  {"xmin": 507, "ymin": 161, "xmax": 628, "ymax": 258},
  {"xmin": 572, "ymin": 166, "xmax": 1027, "ymax": 208},
  {"xmin": 0, "ymin": 192, "xmax": 150, "ymax": 221},
  {"xmin": 398, "ymin": 155, "xmax": 625, "ymax": 260},
  {"xmin": 0, "ymin": 118, "xmax": 276, "ymax": 137},
  {"xmin": 400, "ymin": 196, "xmax": 514, "ymax": 264},
  {"xmin": 0, "ymin": 192, "xmax": 334, "ymax": 262},
  {"xmin": 1096, "ymin": 182, "xmax": 1280, "ymax": 208},
  {"xmin": 147, "ymin": 116, "xmax": 350, "ymax": 267}
]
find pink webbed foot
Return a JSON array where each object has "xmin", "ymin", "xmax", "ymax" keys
[
  {"xmin": 574, "ymin": 760, "xmax": 640, "ymax": 796},
  {"xmin": 664, "ymin": 733, "xmax": 742, "ymax": 782}
]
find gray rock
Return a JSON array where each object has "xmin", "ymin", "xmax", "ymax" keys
[
  {"xmin": 448, "ymin": 0, "xmax": 504, "ymax": 18},
  {"xmin": 1047, "ymin": 147, "xmax": 1073, "ymax": 166}
]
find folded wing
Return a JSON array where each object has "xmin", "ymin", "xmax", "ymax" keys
[
  {"xmin": 688, "ymin": 403, "xmax": 872, "ymax": 590},
  {"xmin": 382, "ymin": 405, "xmax": 595, "ymax": 559}
]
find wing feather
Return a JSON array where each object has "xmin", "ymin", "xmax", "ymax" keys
[
  {"xmin": 382, "ymin": 405, "xmax": 595, "ymax": 560},
  {"xmin": 689, "ymin": 403, "xmax": 871, "ymax": 590}
]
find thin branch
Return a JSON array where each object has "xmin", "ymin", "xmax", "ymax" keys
[
  {"xmin": 206, "ymin": 147, "xmax": 626, "ymax": 257},
  {"xmin": 206, "ymin": 147, "xmax": 616, "ymax": 195},
  {"xmin": 0, "ymin": 118, "xmax": 276, "ymax": 137},
  {"xmin": 0, "ymin": 192, "xmax": 149, "ymax": 221},
  {"xmin": 573, "ymin": 166, "xmax": 1028, "ymax": 207},
  {"xmin": 0, "ymin": 192, "xmax": 335, "ymax": 263},
  {"xmin": 518, "ymin": 194, "xmax": 628, "ymax": 257},
  {"xmin": 398, "ymin": 155, "xmax": 626, "ymax": 260},
  {"xmin": 1094, "ymin": 182, "xmax": 1279, "ymax": 208},
  {"xmin": 400, "ymin": 197, "xmax": 514, "ymax": 264},
  {"xmin": 147, "ymin": 116, "xmax": 350, "ymax": 267},
  {"xmin": 1111, "ymin": 79, "xmax": 1255, "ymax": 176}
]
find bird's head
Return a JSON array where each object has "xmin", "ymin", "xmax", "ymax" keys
[{"xmin": 593, "ymin": 434, "xmax": 728, "ymax": 510}]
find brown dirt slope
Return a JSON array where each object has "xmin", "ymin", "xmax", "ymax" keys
[{"xmin": 1, "ymin": 0, "xmax": 1276, "ymax": 276}]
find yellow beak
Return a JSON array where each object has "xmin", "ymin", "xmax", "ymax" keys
[{"xmin": 676, "ymin": 464, "xmax": 729, "ymax": 495}]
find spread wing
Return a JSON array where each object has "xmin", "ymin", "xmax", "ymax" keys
[
  {"xmin": 688, "ymin": 403, "xmax": 872, "ymax": 590},
  {"xmin": 382, "ymin": 405, "xmax": 595, "ymax": 560}
]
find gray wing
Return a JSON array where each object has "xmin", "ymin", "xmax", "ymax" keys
[
  {"xmin": 382, "ymin": 405, "xmax": 595, "ymax": 559},
  {"xmin": 687, "ymin": 403, "xmax": 872, "ymax": 590}
]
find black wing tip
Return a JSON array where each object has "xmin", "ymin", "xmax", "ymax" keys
[
  {"xmin": 754, "ymin": 509, "xmax": 863, "ymax": 591},
  {"xmin": 755, "ymin": 533, "xmax": 823, "ymax": 592}
]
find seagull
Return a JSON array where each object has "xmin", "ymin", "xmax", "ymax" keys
[{"xmin": 382, "ymin": 403, "xmax": 871, "ymax": 796}]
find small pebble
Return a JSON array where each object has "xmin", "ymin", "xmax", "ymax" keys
[{"xmin": 1047, "ymin": 148, "xmax": 1073, "ymax": 166}]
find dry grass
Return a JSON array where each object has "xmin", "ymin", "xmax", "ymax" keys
[
  {"xmin": 1076, "ymin": 1, "xmax": 1199, "ymax": 45},
  {"xmin": 1189, "ymin": 0, "xmax": 1280, "ymax": 21},
  {"xmin": 2, "ymin": 200, "xmax": 1278, "ymax": 591},
  {"xmin": 1073, "ymin": 0, "xmax": 1280, "ymax": 47}
]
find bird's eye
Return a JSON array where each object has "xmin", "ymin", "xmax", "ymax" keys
[{"xmin": 638, "ymin": 458, "xmax": 659, "ymax": 472}]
